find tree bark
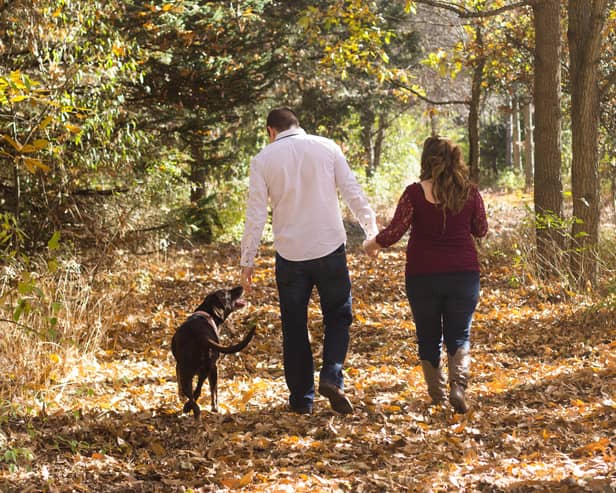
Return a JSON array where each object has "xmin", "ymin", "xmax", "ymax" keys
[
  {"xmin": 512, "ymin": 96, "xmax": 522, "ymax": 173},
  {"xmin": 12, "ymin": 162, "xmax": 20, "ymax": 219},
  {"xmin": 505, "ymin": 96, "xmax": 513, "ymax": 169},
  {"xmin": 372, "ymin": 114, "xmax": 386, "ymax": 177},
  {"xmin": 360, "ymin": 109, "xmax": 376, "ymax": 178},
  {"xmin": 190, "ymin": 139, "xmax": 207, "ymax": 203},
  {"xmin": 468, "ymin": 26, "xmax": 485, "ymax": 185},
  {"xmin": 568, "ymin": 0, "xmax": 608, "ymax": 286},
  {"xmin": 430, "ymin": 107, "xmax": 440, "ymax": 136},
  {"xmin": 532, "ymin": 0, "xmax": 564, "ymax": 274},
  {"xmin": 522, "ymin": 100, "xmax": 534, "ymax": 191},
  {"xmin": 611, "ymin": 163, "xmax": 616, "ymax": 219}
]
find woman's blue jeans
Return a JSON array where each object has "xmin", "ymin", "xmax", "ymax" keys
[
  {"xmin": 275, "ymin": 244, "xmax": 352, "ymax": 410},
  {"xmin": 405, "ymin": 271, "xmax": 480, "ymax": 368}
]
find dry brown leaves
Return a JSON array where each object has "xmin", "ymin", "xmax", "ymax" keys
[{"xmin": 1, "ymin": 193, "xmax": 615, "ymax": 492}]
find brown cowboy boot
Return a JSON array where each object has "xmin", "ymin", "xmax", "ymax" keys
[
  {"xmin": 448, "ymin": 348, "xmax": 471, "ymax": 413},
  {"xmin": 420, "ymin": 360, "xmax": 447, "ymax": 404}
]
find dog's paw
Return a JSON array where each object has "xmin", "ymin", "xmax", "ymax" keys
[{"xmin": 183, "ymin": 400, "xmax": 201, "ymax": 419}]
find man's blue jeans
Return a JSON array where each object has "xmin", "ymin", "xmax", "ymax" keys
[
  {"xmin": 275, "ymin": 244, "xmax": 352, "ymax": 410},
  {"xmin": 405, "ymin": 271, "xmax": 480, "ymax": 368}
]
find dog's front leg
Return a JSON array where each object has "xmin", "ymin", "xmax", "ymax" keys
[{"xmin": 209, "ymin": 365, "xmax": 218, "ymax": 412}]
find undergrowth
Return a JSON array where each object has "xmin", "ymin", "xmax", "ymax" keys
[{"xmin": 0, "ymin": 254, "xmax": 116, "ymax": 404}]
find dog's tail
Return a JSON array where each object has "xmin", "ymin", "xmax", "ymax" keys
[{"xmin": 204, "ymin": 326, "xmax": 256, "ymax": 354}]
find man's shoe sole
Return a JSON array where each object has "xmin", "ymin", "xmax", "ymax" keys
[
  {"xmin": 319, "ymin": 384, "xmax": 353, "ymax": 414},
  {"xmin": 290, "ymin": 405, "xmax": 313, "ymax": 415}
]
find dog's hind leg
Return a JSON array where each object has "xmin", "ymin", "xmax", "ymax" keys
[
  {"xmin": 178, "ymin": 369, "xmax": 201, "ymax": 420},
  {"xmin": 194, "ymin": 372, "xmax": 206, "ymax": 402},
  {"xmin": 208, "ymin": 365, "xmax": 218, "ymax": 412},
  {"xmin": 176, "ymin": 363, "xmax": 184, "ymax": 399}
]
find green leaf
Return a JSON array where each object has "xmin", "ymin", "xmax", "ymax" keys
[
  {"xmin": 48, "ymin": 231, "xmax": 61, "ymax": 250},
  {"xmin": 17, "ymin": 280, "xmax": 32, "ymax": 295},
  {"xmin": 13, "ymin": 299, "xmax": 26, "ymax": 322},
  {"xmin": 47, "ymin": 259, "xmax": 59, "ymax": 273}
]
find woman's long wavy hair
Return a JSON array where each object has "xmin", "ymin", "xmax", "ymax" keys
[{"xmin": 419, "ymin": 136, "xmax": 471, "ymax": 215}]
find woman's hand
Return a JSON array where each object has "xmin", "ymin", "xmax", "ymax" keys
[{"xmin": 363, "ymin": 237, "xmax": 381, "ymax": 258}]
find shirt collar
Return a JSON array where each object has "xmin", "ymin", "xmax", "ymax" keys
[{"xmin": 275, "ymin": 127, "xmax": 305, "ymax": 141}]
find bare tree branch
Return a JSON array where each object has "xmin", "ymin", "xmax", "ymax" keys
[
  {"xmin": 413, "ymin": 0, "xmax": 531, "ymax": 18},
  {"xmin": 390, "ymin": 79, "xmax": 470, "ymax": 105}
]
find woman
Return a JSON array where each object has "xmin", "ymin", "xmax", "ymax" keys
[{"xmin": 364, "ymin": 136, "xmax": 488, "ymax": 413}]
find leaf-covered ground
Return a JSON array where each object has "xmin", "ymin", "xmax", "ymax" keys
[{"xmin": 1, "ymin": 193, "xmax": 615, "ymax": 492}]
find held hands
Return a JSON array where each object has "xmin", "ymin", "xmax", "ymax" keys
[{"xmin": 363, "ymin": 237, "xmax": 381, "ymax": 258}]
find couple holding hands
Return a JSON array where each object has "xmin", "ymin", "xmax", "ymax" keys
[{"xmin": 240, "ymin": 108, "xmax": 488, "ymax": 416}]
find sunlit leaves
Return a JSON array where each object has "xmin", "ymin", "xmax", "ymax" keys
[
  {"xmin": 297, "ymin": 1, "xmax": 393, "ymax": 80},
  {"xmin": 415, "ymin": 1, "xmax": 534, "ymax": 95},
  {"xmin": 2, "ymin": 201, "xmax": 615, "ymax": 490},
  {"xmin": 421, "ymin": 50, "xmax": 463, "ymax": 79}
]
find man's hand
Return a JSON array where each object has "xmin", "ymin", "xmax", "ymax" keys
[
  {"xmin": 363, "ymin": 237, "xmax": 381, "ymax": 258},
  {"xmin": 241, "ymin": 266, "xmax": 255, "ymax": 294}
]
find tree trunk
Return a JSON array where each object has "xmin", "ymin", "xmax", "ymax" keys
[
  {"xmin": 360, "ymin": 109, "xmax": 376, "ymax": 178},
  {"xmin": 612, "ymin": 166, "xmax": 616, "ymax": 219},
  {"xmin": 532, "ymin": 0, "xmax": 564, "ymax": 275},
  {"xmin": 190, "ymin": 139, "xmax": 207, "ymax": 203},
  {"xmin": 12, "ymin": 162, "xmax": 20, "ymax": 219},
  {"xmin": 512, "ymin": 96, "xmax": 522, "ymax": 173},
  {"xmin": 468, "ymin": 26, "xmax": 485, "ymax": 185},
  {"xmin": 430, "ymin": 107, "xmax": 440, "ymax": 137},
  {"xmin": 372, "ymin": 114, "xmax": 386, "ymax": 176},
  {"xmin": 505, "ymin": 96, "xmax": 513, "ymax": 169},
  {"xmin": 522, "ymin": 100, "xmax": 534, "ymax": 191},
  {"xmin": 567, "ymin": 0, "xmax": 608, "ymax": 286}
]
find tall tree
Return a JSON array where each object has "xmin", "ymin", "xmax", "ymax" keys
[
  {"xmin": 398, "ymin": 1, "xmax": 533, "ymax": 183},
  {"xmin": 522, "ymin": 99, "xmax": 534, "ymax": 190},
  {"xmin": 467, "ymin": 25, "xmax": 485, "ymax": 183},
  {"xmin": 121, "ymin": 1, "xmax": 282, "ymax": 199},
  {"xmin": 532, "ymin": 0, "xmax": 564, "ymax": 273},
  {"xmin": 295, "ymin": 0, "xmax": 422, "ymax": 177},
  {"xmin": 0, "ymin": 0, "xmax": 143, "ymax": 248},
  {"xmin": 567, "ymin": 0, "xmax": 609, "ymax": 285}
]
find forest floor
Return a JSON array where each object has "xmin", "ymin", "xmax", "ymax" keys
[{"xmin": 1, "ymin": 192, "xmax": 615, "ymax": 492}]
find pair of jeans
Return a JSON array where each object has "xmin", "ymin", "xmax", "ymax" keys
[
  {"xmin": 275, "ymin": 244, "xmax": 352, "ymax": 409},
  {"xmin": 405, "ymin": 271, "xmax": 480, "ymax": 368}
]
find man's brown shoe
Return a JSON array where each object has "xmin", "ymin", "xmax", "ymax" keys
[{"xmin": 318, "ymin": 382, "xmax": 354, "ymax": 414}]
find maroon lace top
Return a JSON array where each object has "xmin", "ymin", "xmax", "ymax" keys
[{"xmin": 375, "ymin": 182, "xmax": 488, "ymax": 276}]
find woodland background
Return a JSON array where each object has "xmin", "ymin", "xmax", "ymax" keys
[{"xmin": 1, "ymin": 1, "xmax": 615, "ymax": 491}]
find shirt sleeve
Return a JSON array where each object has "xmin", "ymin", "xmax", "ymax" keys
[
  {"xmin": 375, "ymin": 187, "xmax": 414, "ymax": 248},
  {"xmin": 471, "ymin": 187, "xmax": 488, "ymax": 238},
  {"xmin": 332, "ymin": 144, "xmax": 378, "ymax": 239},
  {"xmin": 240, "ymin": 157, "xmax": 269, "ymax": 267}
]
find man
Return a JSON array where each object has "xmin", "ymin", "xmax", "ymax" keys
[{"xmin": 240, "ymin": 108, "xmax": 377, "ymax": 415}]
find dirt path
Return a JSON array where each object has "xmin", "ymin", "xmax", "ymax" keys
[{"xmin": 1, "ymin": 194, "xmax": 615, "ymax": 492}]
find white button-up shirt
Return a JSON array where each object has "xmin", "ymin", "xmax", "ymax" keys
[{"xmin": 240, "ymin": 127, "xmax": 378, "ymax": 267}]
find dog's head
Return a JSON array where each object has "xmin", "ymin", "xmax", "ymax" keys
[{"xmin": 198, "ymin": 286, "xmax": 246, "ymax": 323}]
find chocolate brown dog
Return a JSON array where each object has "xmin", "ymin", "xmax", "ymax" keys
[{"xmin": 171, "ymin": 286, "xmax": 255, "ymax": 419}]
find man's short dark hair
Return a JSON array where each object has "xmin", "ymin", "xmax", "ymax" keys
[{"xmin": 266, "ymin": 108, "xmax": 299, "ymax": 132}]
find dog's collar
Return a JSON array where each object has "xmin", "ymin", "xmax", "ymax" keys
[{"xmin": 191, "ymin": 310, "xmax": 216, "ymax": 326}]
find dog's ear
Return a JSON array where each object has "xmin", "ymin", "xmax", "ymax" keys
[
  {"xmin": 209, "ymin": 291, "xmax": 227, "ymax": 321},
  {"xmin": 230, "ymin": 285, "xmax": 243, "ymax": 300},
  {"xmin": 200, "ymin": 291, "xmax": 222, "ymax": 315}
]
